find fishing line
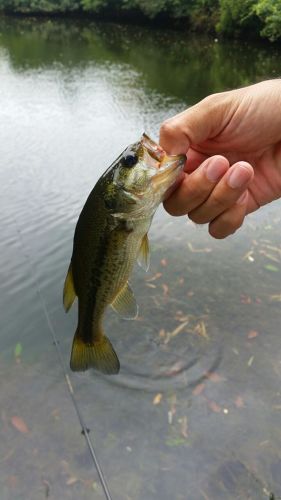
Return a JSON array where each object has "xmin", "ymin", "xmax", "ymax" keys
[
  {"xmin": 13, "ymin": 218, "xmax": 113, "ymax": 500},
  {"xmin": 37, "ymin": 291, "xmax": 113, "ymax": 500}
]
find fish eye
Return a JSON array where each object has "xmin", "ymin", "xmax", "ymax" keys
[{"xmin": 122, "ymin": 152, "xmax": 138, "ymax": 168}]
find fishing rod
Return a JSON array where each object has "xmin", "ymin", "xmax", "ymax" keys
[
  {"xmin": 38, "ymin": 292, "xmax": 113, "ymax": 500},
  {"xmin": 14, "ymin": 220, "xmax": 113, "ymax": 500}
]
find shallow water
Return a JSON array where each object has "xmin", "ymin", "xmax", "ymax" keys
[{"xmin": 0, "ymin": 17, "xmax": 281, "ymax": 500}]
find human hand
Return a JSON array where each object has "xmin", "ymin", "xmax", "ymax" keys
[{"xmin": 159, "ymin": 79, "xmax": 281, "ymax": 238}]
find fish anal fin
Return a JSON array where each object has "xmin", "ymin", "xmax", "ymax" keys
[
  {"xmin": 111, "ymin": 282, "xmax": 138, "ymax": 319},
  {"xmin": 70, "ymin": 332, "xmax": 120, "ymax": 374},
  {"xmin": 137, "ymin": 234, "xmax": 150, "ymax": 272},
  {"xmin": 63, "ymin": 263, "xmax": 76, "ymax": 312}
]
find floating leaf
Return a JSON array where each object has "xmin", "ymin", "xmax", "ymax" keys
[
  {"xmin": 11, "ymin": 416, "xmax": 29, "ymax": 434},
  {"xmin": 208, "ymin": 401, "xmax": 221, "ymax": 413},
  {"xmin": 265, "ymin": 264, "xmax": 279, "ymax": 272},
  {"xmin": 165, "ymin": 360, "xmax": 185, "ymax": 376},
  {"xmin": 146, "ymin": 283, "xmax": 156, "ymax": 289},
  {"xmin": 153, "ymin": 393, "xmax": 162, "ymax": 405},
  {"xmin": 192, "ymin": 383, "xmax": 205, "ymax": 396},
  {"xmin": 14, "ymin": 343, "xmax": 22, "ymax": 358},
  {"xmin": 270, "ymin": 294, "xmax": 281, "ymax": 302},
  {"xmin": 146, "ymin": 272, "xmax": 162, "ymax": 282},
  {"xmin": 168, "ymin": 410, "xmax": 174, "ymax": 425},
  {"xmin": 242, "ymin": 250, "xmax": 254, "ymax": 261},
  {"xmin": 194, "ymin": 321, "xmax": 209, "ymax": 339},
  {"xmin": 235, "ymin": 396, "xmax": 245, "ymax": 408},
  {"xmin": 158, "ymin": 329, "xmax": 166, "ymax": 338},
  {"xmin": 240, "ymin": 294, "xmax": 252, "ymax": 304},
  {"xmin": 42, "ymin": 479, "xmax": 51, "ymax": 498},
  {"xmin": 180, "ymin": 416, "xmax": 188, "ymax": 439},
  {"xmin": 206, "ymin": 372, "xmax": 224, "ymax": 383},
  {"xmin": 247, "ymin": 356, "xmax": 254, "ymax": 367},
  {"xmin": 264, "ymin": 244, "xmax": 281, "ymax": 255},
  {"xmin": 260, "ymin": 250, "xmax": 280, "ymax": 263},
  {"xmin": 175, "ymin": 311, "xmax": 191, "ymax": 322},
  {"xmin": 170, "ymin": 321, "xmax": 189, "ymax": 338},
  {"xmin": 66, "ymin": 477, "xmax": 78, "ymax": 486},
  {"xmin": 248, "ymin": 330, "xmax": 259, "ymax": 339},
  {"xmin": 165, "ymin": 437, "xmax": 187, "ymax": 447},
  {"xmin": 187, "ymin": 242, "xmax": 212, "ymax": 253}
]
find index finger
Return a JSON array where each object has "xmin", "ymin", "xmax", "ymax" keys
[{"xmin": 159, "ymin": 116, "xmax": 190, "ymax": 155}]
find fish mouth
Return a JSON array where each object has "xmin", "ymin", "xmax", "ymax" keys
[
  {"xmin": 141, "ymin": 133, "xmax": 166, "ymax": 163},
  {"xmin": 141, "ymin": 133, "xmax": 185, "ymax": 189}
]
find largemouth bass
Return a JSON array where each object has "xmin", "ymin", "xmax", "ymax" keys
[{"xmin": 63, "ymin": 133, "xmax": 185, "ymax": 374}]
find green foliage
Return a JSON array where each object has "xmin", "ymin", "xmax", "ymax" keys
[
  {"xmin": 0, "ymin": 0, "xmax": 81, "ymax": 13},
  {"xmin": 217, "ymin": 0, "xmax": 259, "ymax": 37},
  {"xmin": 0, "ymin": 0, "xmax": 281, "ymax": 43},
  {"xmin": 81, "ymin": 0, "xmax": 116, "ymax": 13},
  {"xmin": 121, "ymin": 0, "xmax": 192, "ymax": 19},
  {"xmin": 14, "ymin": 342, "xmax": 22, "ymax": 358},
  {"xmin": 189, "ymin": 0, "xmax": 220, "ymax": 32},
  {"xmin": 254, "ymin": 0, "xmax": 281, "ymax": 41}
]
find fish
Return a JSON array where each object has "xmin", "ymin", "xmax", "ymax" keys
[{"xmin": 63, "ymin": 133, "xmax": 185, "ymax": 374}]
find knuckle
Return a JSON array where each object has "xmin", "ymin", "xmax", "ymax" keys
[
  {"xmin": 211, "ymin": 191, "xmax": 227, "ymax": 210},
  {"xmin": 181, "ymin": 178, "xmax": 211, "ymax": 218},
  {"xmin": 200, "ymin": 93, "xmax": 221, "ymax": 113},
  {"xmin": 209, "ymin": 209, "xmax": 244, "ymax": 239},
  {"xmin": 203, "ymin": 91, "xmax": 230, "ymax": 110},
  {"xmin": 201, "ymin": 93, "xmax": 217, "ymax": 108},
  {"xmin": 188, "ymin": 209, "xmax": 209, "ymax": 225},
  {"xmin": 163, "ymin": 202, "xmax": 182, "ymax": 217},
  {"xmin": 160, "ymin": 119, "xmax": 179, "ymax": 139}
]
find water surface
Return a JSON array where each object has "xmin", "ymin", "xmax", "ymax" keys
[{"xmin": 0, "ymin": 17, "xmax": 281, "ymax": 500}]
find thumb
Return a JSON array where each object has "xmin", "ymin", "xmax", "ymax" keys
[{"xmin": 159, "ymin": 93, "xmax": 232, "ymax": 155}]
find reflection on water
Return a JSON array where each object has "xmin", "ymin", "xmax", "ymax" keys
[{"xmin": 0, "ymin": 17, "xmax": 281, "ymax": 500}]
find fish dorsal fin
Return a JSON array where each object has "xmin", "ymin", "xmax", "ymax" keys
[
  {"xmin": 63, "ymin": 263, "xmax": 76, "ymax": 312},
  {"xmin": 111, "ymin": 282, "xmax": 138, "ymax": 319},
  {"xmin": 137, "ymin": 234, "xmax": 150, "ymax": 272}
]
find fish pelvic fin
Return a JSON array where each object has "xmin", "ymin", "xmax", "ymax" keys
[
  {"xmin": 70, "ymin": 332, "xmax": 120, "ymax": 374},
  {"xmin": 137, "ymin": 233, "xmax": 150, "ymax": 272},
  {"xmin": 63, "ymin": 263, "xmax": 76, "ymax": 312},
  {"xmin": 111, "ymin": 282, "xmax": 138, "ymax": 319}
]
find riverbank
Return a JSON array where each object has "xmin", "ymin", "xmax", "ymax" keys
[{"xmin": 0, "ymin": 0, "xmax": 280, "ymax": 43}]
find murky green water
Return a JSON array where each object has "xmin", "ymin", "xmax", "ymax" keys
[{"xmin": 0, "ymin": 16, "xmax": 281, "ymax": 500}]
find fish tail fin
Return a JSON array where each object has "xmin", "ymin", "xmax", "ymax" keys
[{"xmin": 70, "ymin": 331, "xmax": 120, "ymax": 375}]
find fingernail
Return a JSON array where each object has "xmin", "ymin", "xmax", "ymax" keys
[
  {"xmin": 236, "ymin": 190, "xmax": 248, "ymax": 205},
  {"xmin": 227, "ymin": 163, "xmax": 252, "ymax": 189},
  {"xmin": 205, "ymin": 157, "xmax": 227, "ymax": 182}
]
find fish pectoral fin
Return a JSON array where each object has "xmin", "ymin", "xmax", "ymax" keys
[
  {"xmin": 70, "ymin": 332, "xmax": 120, "ymax": 374},
  {"xmin": 137, "ymin": 233, "xmax": 150, "ymax": 272},
  {"xmin": 63, "ymin": 263, "xmax": 76, "ymax": 312},
  {"xmin": 111, "ymin": 282, "xmax": 138, "ymax": 319}
]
